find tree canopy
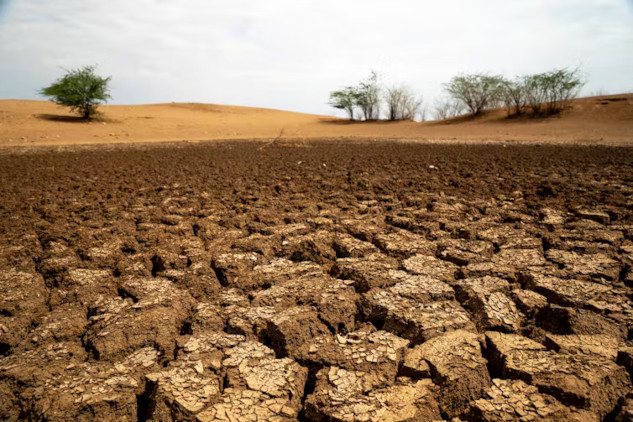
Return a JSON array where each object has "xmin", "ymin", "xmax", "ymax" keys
[{"xmin": 40, "ymin": 65, "xmax": 112, "ymax": 119}]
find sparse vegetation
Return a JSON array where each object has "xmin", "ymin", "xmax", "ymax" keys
[
  {"xmin": 444, "ymin": 73, "xmax": 505, "ymax": 116},
  {"xmin": 523, "ymin": 68, "xmax": 584, "ymax": 115},
  {"xmin": 40, "ymin": 65, "xmax": 111, "ymax": 120},
  {"xmin": 329, "ymin": 73, "xmax": 424, "ymax": 121},
  {"xmin": 385, "ymin": 85, "xmax": 423, "ymax": 121},
  {"xmin": 328, "ymin": 71, "xmax": 381, "ymax": 121},
  {"xmin": 330, "ymin": 67, "xmax": 585, "ymax": 121},
  {"xmin": 432, "ymin": 97, "xmax": 465, "ymax": 120},
  {"xmin": 328, "ymin": 87, "xmax": 358, "ymax": 120},
  {"xmin": 498, "ymin": 68, "xmax": 584, "ymax": 117},
  {"xmin": 501, "ymin": 77, "xmax": 528, "ymax": 116},
  {"xmin": 355, "ymin": 71, "xmax": 381, "ymax": 121}
]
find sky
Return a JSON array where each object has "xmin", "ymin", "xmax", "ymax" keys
[{"xmin": 0, "ymin": 0, "xmax": 632, "ymax": 116}]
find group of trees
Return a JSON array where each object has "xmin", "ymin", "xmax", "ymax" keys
[
  {"xmin": 43, "ymin": 65, "xmax": 584, "ymax": 122},
  {"xmin": 329, "ymin": 71, "xmax": 424, "ymax": 121},
  {"xmin": 330, "ymin": 68, "xmax": 584, "ymax": 121},
  {"xmin": 444, "ymin": 68, "xmax": 585, "ymax": 117}
]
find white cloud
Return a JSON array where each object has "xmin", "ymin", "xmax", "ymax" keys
[{"xmin": 1, "ymin": 0, "xmax": 631, "ymax": 114}]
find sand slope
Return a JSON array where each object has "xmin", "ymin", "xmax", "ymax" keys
[{"xmin": 1, "ymin": 94, "xmax": 632, "ymax": 147}]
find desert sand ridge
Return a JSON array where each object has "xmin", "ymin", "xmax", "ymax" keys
[{"xmin": 1, "ymin": 94, "xmax": 632, "ymax": 147}]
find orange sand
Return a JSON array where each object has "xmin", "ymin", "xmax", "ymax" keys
[{"xmin": 1, "ymin": 95, "xmax": 632, "ymax": 147}]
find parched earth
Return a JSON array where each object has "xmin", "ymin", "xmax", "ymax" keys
[{"xmin": 1, "ymin": 140, "xmax": 633, "ymax": 421}]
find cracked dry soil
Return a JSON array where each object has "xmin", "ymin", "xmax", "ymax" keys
[{"xmin": 1, "ymin": 140, "xmax": 633, "ymax": 421}]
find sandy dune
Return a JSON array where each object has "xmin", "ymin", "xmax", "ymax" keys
[{"xmin": 1, "ymin": 94, "xmax": 632, "ymax": 147}]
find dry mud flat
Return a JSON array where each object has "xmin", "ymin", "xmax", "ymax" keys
[{"xmin": 1, "ymin": 140, "xmax": 633, "ymax": 421}]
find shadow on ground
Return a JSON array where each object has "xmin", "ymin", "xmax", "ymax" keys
[
  {"xmin": 35, "ymin": 114, "xmax": 118, "ymax": 124},
  {"xmin": 35, "ymin": 114, "xmax": 89, "ymax": 123}
]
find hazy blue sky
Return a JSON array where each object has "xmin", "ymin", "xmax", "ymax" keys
[{"xmin": 0, "ymin": 0, "xmax": 632, "ymax": 115}]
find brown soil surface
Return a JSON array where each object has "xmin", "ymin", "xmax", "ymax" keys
[
  {"xmin": 1, "ymin": 94, "xmax": 633, "ymax": 147},
  {"xmin": 1, "ymin": 140, "xmax": 633, "ymax": 421}
]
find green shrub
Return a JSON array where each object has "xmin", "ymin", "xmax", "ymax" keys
[
  {"xmin": 328, "ymin": 71, "xmax": 381, "ymax": 121},
  {"xmin": 501, "ymin": 77, "xmax": 528, "ymax": 116},
  {"xmin": 524, "ymin": 68, "xmax": 584, "ymax": 115},
  {"xmin": 40, "ymin": 65, "xmax": 112, "ymax": 120},
  {"xmin": 329, "ymin": 87, "xmax": 358, "ymax": 120},
  {"xmin": 355, "ymin": 71, "xmax": 381, "ymax": 121},
  {"xmin": 444, "ymin": 73, "xmax": 505, "ymax": 116}
]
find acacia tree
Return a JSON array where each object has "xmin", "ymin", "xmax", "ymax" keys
[
  {"xmin": 524, "ymin": 68, "xmax": 584, "ymax": 115},
  {"xmin": 501, "ymin": 77, "xmax": 528, "ymax": 116},
  {"xmin": 328, "ymin": 87, "xmax": 358, "ymax": 120},
  {"xmin": 445, "ymin": 73, "xmax": 504, "ymax": 116},
  {"xmin": 402, "ymin": 92, "xmax": 423, "ymax": 121},
  {"xmin": 386, "ymin": 86, "xmax": 405, "ymax": 121},
  {"xmin": 418, "ymin": 106, "xmax": 428, "ymax": 122},
  {"xmin": 386, "ymin": 85, "xmax": 423, "ymax": 121},
  {"xmin": 355, "ymin": 71, "xmax": 381, "ymax": 120},
  {"xmin": 328, "ymin": 71, "xmax": 381, "ymax": 121},
  {"xmin": 40, "ymin": 65, "xmax": 111, "ymax": 119}
]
